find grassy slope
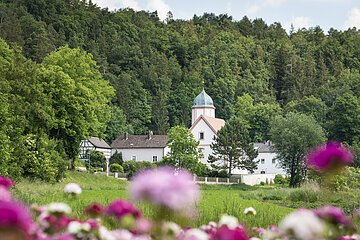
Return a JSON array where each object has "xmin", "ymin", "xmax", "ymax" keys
[{"xmin": 13, "ymin": 171, "xmax": 293, "ymax": 229}]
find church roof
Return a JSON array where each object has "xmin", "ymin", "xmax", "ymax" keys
[
  {"xmin": 192, "ymin": 89, "xmax": 214, "ymax": 107},
  {"xmin": 254, "ymin": 142, "xmax": 274, "ymax": 153},
  {"xmin": 190, "ymin": 115, "xmax": 225, "ymax": 134}
]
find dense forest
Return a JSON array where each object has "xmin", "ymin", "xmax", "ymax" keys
[{"xmin": 1, "ymin": 0, "xmax": 360, "ymax": 180}]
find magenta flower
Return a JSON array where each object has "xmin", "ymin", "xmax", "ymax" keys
[
  {"xmin": 106, "ymin": 199, "xmax": 141, "ymax": 220},
  {"xmin": 213, "ymin": 225, "xmax": 248, "ymax": 240},
  {"xmin": 85, "ymin": 202, "xmax": 104, "ymax": 217},
  {"xmin": 0, "ymin": 200, "xmax": 33, "ymax": 238},
  {"xmin": 130, "ymin": 167, "xmax": 199, "ymax": 211},
  {"xmin": 307, "ymin": 142, "xmax": 354, "ymax": 172},
  {"xmin": 314, "ymin": 205, "xmax": 353, "ymax": 229},
  {"xmin": 0, "ymin": 176, "xmax": 14, "ymax": 189}
]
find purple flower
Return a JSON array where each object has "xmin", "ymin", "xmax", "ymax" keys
[
  {"xmin": 130, "ymin": 167, "xmax": 199, "ymax": 211},
  {"xmin": 307, "ymin": 142, "xmax": 354, "ymax": 172},
  {"xmin": 0, "ymin": 176, "xmax": 14, "ymax": 189},
  {"xmin": 213, "ymin": 225, "xmax": 248, "ymax": 240},
  {"xmin": 0, "ymin": 200, "xmax": 33, "ymax": 238},
  {"xmin": 106, "ymin": 199, "xmax": 141, "ymax": 220},
  {"xmin": 0, "ymin": 186, "xmax": 12, "ymax": 201},
  {"xmin": 314, "ymin": 205, "xmax": 353, "ymax": 229}
]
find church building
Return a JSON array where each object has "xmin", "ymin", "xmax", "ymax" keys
[
  {"xmin": 189, "ymin": 89, "xmax": 225, "ymax": 165},
  {"xmin": 189, "ymin": 89, "xmax": 285, "ymax": 175}
]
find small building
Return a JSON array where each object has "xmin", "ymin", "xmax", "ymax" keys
[
  {"xmin": 111, "ymin": 131, "xmax": 169, "ymax": 163},
  {"xmin": 79, "ymin": 137, "xmax": 112, "ymax": 173},
  {"xmin": 79, "ymin": 137, "xmax": 111, "ymax": 161},
  {"xmin": 253, "ymin": 141, "xmax": 285, "ymax": 175}
]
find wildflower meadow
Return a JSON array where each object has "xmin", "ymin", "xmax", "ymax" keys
[{"xmin": 1, "ymin": 142, "xmax": 360, "ymax": 240}]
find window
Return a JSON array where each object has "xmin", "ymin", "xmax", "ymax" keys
[
  {"xmin": 261, "ymin": 159, "xmax": 265, "ymax": 164},
  {"xmin": 131, "ymin": 156, "xmax": 137, "ymax": 160},
  {"xmin": 272, "ymin": 158, "xmax": 276, "ymax": 164},
  {"xmin": 152, "ymin": 156, "xmax": 158, "ymax": 162},
  {"xmin": 199, "ymin": 132, "xmax": 204, "ymax": 140},
  {"xmin": 260, "ymin": 171, "xmax": 266, "ymax": 174}
]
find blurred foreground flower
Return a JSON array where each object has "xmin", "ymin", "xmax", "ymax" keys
[
  {"xmin": 0, "ymin": 176, "xmax": 14, "ymax": 189},
  {"xmin": 130, "ymin": 167, "xmax": 199, "ymax": 212},
  {"xmin": 106, "ymin": 199, "xmax": 141, "ymax": 220},
  {"xmin": 307, "ymin": 141, "xmax": 354, "ymax": 172},
  {"xmin": 314, "ymin": 205, "xmax": 354, "ymax": 230},
  {"xmin": 279, "ymin": 209, "xmax": 325, "ymax": 240},
  {"xmin": 64, "ymin": 183, "xmax": 82, "ymax": 196},
  {"xmin": 0, "ymin": 200, "xmax": 33, "ymax": 239}
]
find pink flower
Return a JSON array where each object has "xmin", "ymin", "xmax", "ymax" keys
[
  {"xmin": 106, "ymin": 199, "xmax": 141, "ymax": 220},
  {"xmin": 134, "ymin": 219, "xmax": 152, "ymax": 234},
  {"xmin": 0, "ymin": 186, "xmax": 12, "ymax": 201},
  {"xmin": 307, "ymin": 142, "xmax": 354, "ymax": 172},
  {"xmin": 0, "ymin": 200, "xmax": 33, "ymax": 238},
  {"xmin": 130, "ymin": 167, "xmax": 199, "ymax": 211},
  {"xmin": 314, "ymin": 205, "xmax": 353, "ymax": 229},
  {"xmin": 213, "ymin": 225, "xmax": 248, "ymax": 240},
  {"xmin": 339, "ymin": 235, "xmax": 360, "ymax": 240},
  {"xmin": 85, "ymin": 202, "xmax": 104, "ymax": 217},
  {"xmin": 0, "ymin": 176, "xmax": 14, "ymax": 189}
]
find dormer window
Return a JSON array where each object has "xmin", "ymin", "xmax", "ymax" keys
[{"xmin": 199, "ymin": 132, "xmax": 204, "ymax": 140}]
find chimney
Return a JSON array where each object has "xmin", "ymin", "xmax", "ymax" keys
[
  {"xmin": 148, "ymin": 130, "xmax": 153, "ymax": 140},
  {"xmin": 124, "ymin": 132, "xmax": 128, "ymax": 140}
]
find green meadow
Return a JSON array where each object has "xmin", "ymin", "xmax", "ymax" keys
[{"xmin": 13, "ymin": 171, "xmax": 359, "ymax": 230}]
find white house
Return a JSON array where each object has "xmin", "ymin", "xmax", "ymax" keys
[
  {"xmin": 253, "ymin": 141, "xmax": 286, "ymax": 175},
  {"xmin": 111, "ymin": 131, "xmax": 169, "ymax": 163},
  {"xmin": 79, "ymin": 137, "xmax": 112, "ymax": 173}
]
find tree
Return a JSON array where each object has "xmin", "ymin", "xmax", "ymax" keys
[
  {"xmin": 85, "ymin": 150, "xmax": 106, "ymax": 170},
  {"xmin": 270, "ymin": 112, "xmax": 326, "ymax": 187},
  {"xmin": 208, "ymin": 117, "xmax": 258, "ymax": 177},
  {"xmin": 39, "ymin": 46, "xmax": 114, "ymax": 169},
  {"xmin": 161, "ymin": 126, "xmax": 202, "ymax": 173},
  {"xmin": 327, "ymin": 94, "xmax": 360, "ymax": 145},
  {"xmin": 109, "ymin": 150, "xmax": 123, "ymax": 165},
  {"xmin": 105, "ymin": 106, "xmax": 130, "ymax": 144}
]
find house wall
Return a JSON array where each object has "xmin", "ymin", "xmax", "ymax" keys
[
  {"xmin": 190, "ymin": 119, "xmax": 216, "ymax": 165},
  {"xmin": 253, "ymin": 152, "xmax": 286, "ymax": 174},
  {"xmin": 112, "ymin": 148, "xmax": 166, "ymax": 163}
]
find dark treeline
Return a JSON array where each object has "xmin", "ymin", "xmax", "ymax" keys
[{"xmin": 1, "ymin": 0, "xmax": 360, "ymax": 180}]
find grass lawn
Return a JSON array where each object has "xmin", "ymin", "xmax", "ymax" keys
[{"xmin": 12, "ymin": 171, "xmax": 359, "ymax": 230}]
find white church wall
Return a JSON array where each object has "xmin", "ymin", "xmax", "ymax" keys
[{"xmin": 190, "ymin": 120, "xmax": 216, "ymax": 165}]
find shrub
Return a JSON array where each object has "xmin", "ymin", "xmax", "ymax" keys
[
  {"xmin": 123, "ymin": 160, "xmax": 156, "ymax": 178},
  {"xmin": 288, "ymin": 189, "xmax": 319, "ymax": 203},
  {"xmin": 274, "ymin": 174, "xmax": 288, "ymax": 185},
  {"xmin": 85, "ymin": 150, "xmax": 106, "ymax": 169},
  {"xmin": 110, "ymin": 164, "xmax": 123, "ymax": 173}
]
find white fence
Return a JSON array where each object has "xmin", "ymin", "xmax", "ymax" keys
[{"xmin": 95, "ymin": 171, "xmax": 278, "ymax": 186}]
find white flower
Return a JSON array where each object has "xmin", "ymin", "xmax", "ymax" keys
[
  {"xmin": 183, "ymin": 229, "xmax": 209, "ymax": 240},
  {"xmin": 219, "ymin": 215, "xmax": 239, "ymax": 229},
  {"xmin": 99, "ymin": 226, "xmax": 116, "ymax": 240},
  {"xmin": 68, "ymin": 221, "xmax": 82, "ymax": 234},
  {"xmin": 64, "ymin": 183, "xmax": 82, "ymax": 195},
  {"xmin": 162, "ymin": 222, "xmax": 182, "ymax": 236},
  {"xmin": 47, "ymin": 202, "xmax": 72, "ymax": 214},
  {"xmin": 244, "ymin": 207, "xmax": 257, "ymax": 216},
  {"xmin": 67, "ymin": 221, "xmax": 91, "ymax": 234},
  {"xmin": 279, "ymin": 209, "xmax": 325, "ymax": 240}
]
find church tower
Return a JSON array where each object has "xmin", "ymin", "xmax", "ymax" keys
[{"xmin": 192, "ymin": 89, "xmax": 215, "ymax": 124}]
